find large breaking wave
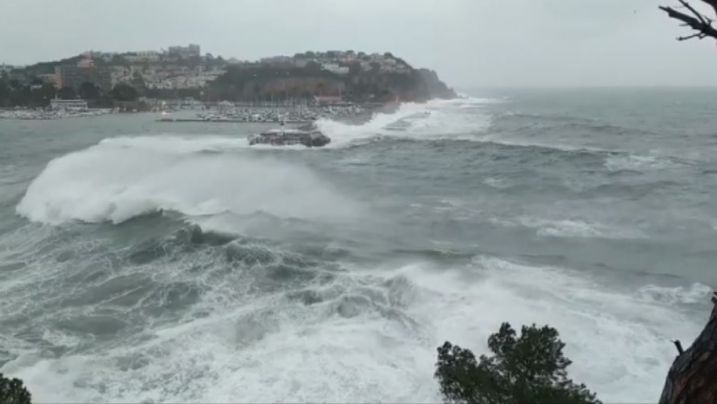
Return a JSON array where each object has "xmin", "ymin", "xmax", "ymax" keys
[
  {"xmin": 16, "ymin": 136, "xmax": 359, "ymax": 225},
  {"xmin": 16, "ymin": 97, "xmax": 494, "ymax": 225}
]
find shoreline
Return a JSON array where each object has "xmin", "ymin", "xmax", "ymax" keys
[
  {"xmin": 0, "ymin": 108, "xmax": 113, "ymax": 120},
  {"xmin": 0, "ymin": 96, "xmax": 431, "ymax": 122}
]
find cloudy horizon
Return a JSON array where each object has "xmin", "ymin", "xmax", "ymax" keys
[{"xmin": 3, "ymin": 0, "xmax": 717, "ymax": 88}]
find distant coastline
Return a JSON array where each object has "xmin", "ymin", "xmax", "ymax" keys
[{"xmin": 0, "ymin": 46, "xmax": 455, "ymax": 115}]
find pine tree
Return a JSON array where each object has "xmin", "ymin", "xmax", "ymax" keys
[
  {"xmin": 0, "ymin": 373, "xmax": 32, "ymax": 404},
  {"xmin": 435, "ymin": 323, "xmax": 600, "ymax": 404}
]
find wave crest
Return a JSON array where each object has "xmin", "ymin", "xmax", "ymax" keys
[
  {"xmin": 316, "ymin": 97, "xmax": 494, "ymax": 147},
  {"xmin": 17, "ymin": 136, "xmax": 358, "ymax": 225}
]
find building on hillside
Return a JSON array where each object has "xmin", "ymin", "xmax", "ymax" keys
[
  {"xmin": 321, "ymin": 63, "xmax": 349, "ymax": 75},
  {"xmin": 80, "ymin": 51, "xmax": 114, "ymax": 61},
  {"xmin": 167, "ymin": 44, "xmax": 201, "ymax": 59},
  {"xmin": 77, "ymin": 57, "xmax": 95, "ymax": 68},
  {"xmin": 259, "ymin": 56, "xmax": 293, "ymax": 67},
  {"xmin": 339, "ymin": 54, "xmax": 358, "ymax": 64},
  {"xmin": 56, "ymin": 57, "xmax": 112, "ymax": 91},
  {"xmin": 50, "ymin": 99, "xmax": 88, "ymax": 111},
  {"xmin": 293, "ymin": 59, "xmax": 309, "ymax": 68},
  {"xmin": 37, "ymin": 73, "xmax": 60, "ymax": 86},
  {"xmin": 0, "ymin": 64, "xmax": 14, "ymax": 75},
  {"xmin": 125, "ymin": 51, "xmax": 161, "ymax": 63},
  {"xmin": 110, "ymin": 66, "xmax": 132, "ymax": 87}
]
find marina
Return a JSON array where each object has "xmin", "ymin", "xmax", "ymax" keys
[
  {"xmin": 0, "ymin": 108, "xmax": 112, "ymax": 120},
  {"xmin": 157, "ymin": 102, "xmax": 371, "ymax": 123}
]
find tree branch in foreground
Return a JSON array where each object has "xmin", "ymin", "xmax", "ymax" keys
[{"xmin": 660, "ymin": 0, "xmax": 717, "ymax": 40}]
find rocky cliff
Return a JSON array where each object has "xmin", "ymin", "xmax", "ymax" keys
[{"xmin": 417, "ymin": 68, "xmax": 456, "ymax": 99}]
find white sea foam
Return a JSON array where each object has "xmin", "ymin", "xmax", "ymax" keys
[
  {"xmin": 605, "ymin": 153, "xmax": 678, "ymax": 172},
  {"xmin": 483, "ymin": 176, "xmax": 511, "ymax": 189},
  {"xmin": 531, "ymin": 218, "xmax": 641, "ymax": 239},
  {"xmin": 316, "ymin": 97, "xmax": 494, "ymax": 147},
  {"xmin": 637, "ymin": 283, "xmax": 713, "ymax": 305},
  {"xmin": 3, "ymin": 256, "xmax": 706, "ymax": 402},
  {"xmin": 474, "ymin": 133, "xmax": 610, "ymax": 154},
  {"xmin": 400, "ymin": 257, "xmax": 706, "ymax": 403},
  {"xmin": 16, "ymin": 136, "xmax": 358, "ymax": 225},
  {"xmin": 492, "ymin": 216, "xmax": 646, "ymax": 239}
]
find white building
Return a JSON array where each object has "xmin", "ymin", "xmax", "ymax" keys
[
  {"xmin": 293, "ymin": 59, "xmax": 309, "ymax": 68},
  {"xmin": 50, "ymin": 99, "xmax": 88, "ymax": 111},
  {"xmin": 321, "ymin": 63, "xmax": 349, "ymax": 75},
  {"xmin": 260, "ymin": 56, "xmax": 293, "ymax": 66},
  {"xmin": 110, "ymin": 66, "xmax": 132, "ymax": 87},
  {"xmin": 37, "ymin": 73, "xmax": 59, "ymax": 86},
  {"xmin": 0, "ymin": 64, "xmax": 15, "ymax": 74},
  {"xmin": 167, "ymin": 44, "xmax": 201, "ymax": 59},
  {"xmin": 125, "ymin": 51, "xmax": 161, "ymax": 63}
]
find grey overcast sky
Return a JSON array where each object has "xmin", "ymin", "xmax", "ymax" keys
[{"xmin": 2, "ymin": 0, "xmax": 717, "ymax": 88}]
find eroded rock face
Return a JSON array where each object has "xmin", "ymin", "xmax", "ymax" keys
[
  {"xmin": 660, "ymin": 293, "xmax": 717, "ymax": 404},
  {"xmin": 417, "ymin": 68, "xmax": 457, "ymax": 99}
]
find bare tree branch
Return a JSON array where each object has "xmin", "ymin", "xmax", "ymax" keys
[
  {"xmin": 660, "ymin": 0, "xmax": 717, "ymax": 41},
  {"xmin": 678, "ymin": 32, "xmax": 706, "ymax": 40},
  {"xmin": 681, "ymin": 0, "xmax": 709, "ymax": 24}
]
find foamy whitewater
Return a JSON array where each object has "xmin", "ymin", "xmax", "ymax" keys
[{"xmin": 2, "ymin": 89, "xmax": 717, "ymax": 402}]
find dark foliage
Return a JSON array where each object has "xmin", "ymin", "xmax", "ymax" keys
[
  {"xmin": 0, "ymin": 373, "xmax": 31, "ymax": 404},
  {"xmin": 206, "ymin": 57, "xmax": 454, "ymax": 103},
  {"xmin": 57, "ymin": 86, "xmax": 77, "ymax": 100},
  {"xmin": 435, "ymin": 323, "xmax": 600, "ymax": 404},
  {"xmin": 205, "ymin": 65, "xmax": 343, "ymax": 101},
  {"xmin": 0, "ymin": 79, "xmax": 57, "ymax": 107},
  {"xmin": 78, "ymin": 82, "xmax": 101, "ymax": 100},
  {"xmin": 111, "ymin": 83, "xmax": 139, "ymax": 102}
]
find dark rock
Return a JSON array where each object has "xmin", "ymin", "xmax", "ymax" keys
[{"xmin": 660, "ymin": 291, "xmax": 717, "ymax": 404}]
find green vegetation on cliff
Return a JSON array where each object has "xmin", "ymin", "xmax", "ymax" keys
[{"xmin": 207, "ymin": 56, "xmax": 455, "ymax": 103}]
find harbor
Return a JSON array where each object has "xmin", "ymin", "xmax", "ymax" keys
[
  {"xmin": 0, "ymin": 108, "xmax": 112, "ymax": 120},
  {"xmin": 0, "ymin": 99, "xmax": 377, "ymax": 123}
]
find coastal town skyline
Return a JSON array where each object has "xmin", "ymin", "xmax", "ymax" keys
[
  {"xmin": 0, "ymin": 46, "xmax": 455, "ymax": 113},
  {"xmin": 4, "ymin": 0, "xmax": 717, "ymax": 88}
]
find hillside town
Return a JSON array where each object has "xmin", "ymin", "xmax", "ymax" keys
[
  {"xmin": 0, "ymin": 45, "xmax": 455, "ymax": 119},
  {"xmin": 4, "ymin": 45, "xmax": 421, "ymax": 97}
]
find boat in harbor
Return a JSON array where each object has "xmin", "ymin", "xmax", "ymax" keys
[{"xmin": 248, "ymin": 123, "xmax": 331, "ymax": 147}]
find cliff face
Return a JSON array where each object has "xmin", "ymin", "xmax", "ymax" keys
[
  {"xmin": 417, "ymin": 68, "xmax": 457, "ymax": 99},
  {"xmin": 344, "ymin": 68, "xmax": 455, "ymax": 102}
]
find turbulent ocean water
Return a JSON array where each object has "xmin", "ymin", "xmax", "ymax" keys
[{"xmin": 1, "ymin": 88, "xmax": 716, "ymax": 402}]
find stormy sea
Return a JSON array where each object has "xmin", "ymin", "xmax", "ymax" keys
[{"xmin": 1, "ymin": 88, "xmax": 715, "ymax": 402}]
